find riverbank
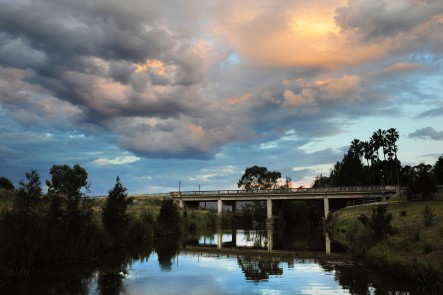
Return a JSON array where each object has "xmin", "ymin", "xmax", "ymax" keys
[{"xmin": 329, "ymin": 193, "xmax": 443, "ymax": 292}]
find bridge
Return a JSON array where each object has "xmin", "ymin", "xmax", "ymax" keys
[{"xmin": 171, "ymin": 185, "xmax": 397, "ymax": 225}]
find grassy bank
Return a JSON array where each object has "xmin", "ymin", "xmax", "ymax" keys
[{"xmin": 330, "ymin": 193, "xmax": 443, "ymax": 292}]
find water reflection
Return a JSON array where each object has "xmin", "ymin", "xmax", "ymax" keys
[
  {"xmin": 0, "ymin": 228, "xmax": 417, "ymax": 294},
  {"xmin": 188, "ymin": 226, "xmax": 334, "ymax": 254}
]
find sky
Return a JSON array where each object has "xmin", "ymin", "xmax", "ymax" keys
[{"xmin": 0, "ymin": 0, "xmax": 442, "ymax": 195}]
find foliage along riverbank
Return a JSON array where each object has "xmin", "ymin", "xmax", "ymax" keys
[
  {"xmin": 328, "ymin": 193, "xmax": 443, "ymax": 294},
  {"xmin": 0, "ymin": 182, "xmax": 218, "ymax": 288}
]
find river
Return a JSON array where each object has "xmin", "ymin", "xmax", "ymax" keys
[{"xmin": 1, "ymin": 227, "xmax": 417, "ymax": 294}]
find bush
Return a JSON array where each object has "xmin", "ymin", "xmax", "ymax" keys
[
  {"xmin": 421, "ymin": 240, "xmax": 434, "ymax": 254},
  {"xmin": 399, "ymin": 217, "xmax": 421, "ymax": 251},
  {"xmin": 399, "ymin": 210, "xmax": 407, "ymax": 217},
  {"xmin": 333, "ymin": 219, "xmax": 373, "ymax": 257},
  {"xmin": 422, "ymin": 206, "xmax": 435, "ymax": 227},
  {"xmin": 368, "ymin": 204, "xmax": 394, "ymax": 241}
]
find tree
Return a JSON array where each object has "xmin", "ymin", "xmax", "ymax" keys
[
  {"xmin": 17, "ymin": 169, "xmax": 42, "ymax": 212},
  {"xmin": 414, "ymin": 163, "xmax": 438, "ymax": 200},
  {"xmin": 156, "ymin": 199, "xmax": 180, "ymax": 235},
  {"xmin": 311, "ymin": 174, "xmax": 331, "ymax": 188},
  {"xmin": 386, "ymin": 128, "xmax": 400, "ymax": 185},
  {"xmin": 46, "ymin": 164, "xmax": 89, "ymax": 198},
  {"xmin": 238, "ymin": 166, "xmax": 282, "ymax": 190},
  {"xmin": 329, "ymin": 147, "xmax": 366, "ymax": 186},
  {"xmin": 45, "ymin": 164, "xmax": 92, "ymax": 236},
  {"xmin": 367, "ymin": 204, "xmax": 393, "ymax": 241},
  {"xmin": 434, "ymin": 155, "xmax": 443, "ymax": 185},
  {"xmin": 102, "ymin": 177, "xmax": 133, "ymax": 239},
  {"xmin": 403, "ymin": 163, "xmax": 438, "ymax": 201},
  {"xmin": 0, "ymin": 176, "xmax": 15, "ymax": 190}
]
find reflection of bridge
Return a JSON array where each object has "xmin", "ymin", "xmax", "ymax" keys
[
  {"xmin": 171, "ymin": 186, "xmax": 397, "ymax": 225},
  {"xmin": 184, "ymin": 227, "xmax": 334, "ymax": 255}
]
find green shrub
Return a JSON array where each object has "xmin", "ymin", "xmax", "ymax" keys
[
  {"xmin": 421, "ymin": 206, "xmax": 436, "ymax": 227},
  {"xmin": 420, "ymin": 240, "xmax": 434, "ymax": 254},
  {"xmin": 399, "ymin": 210, "xmax": 407, "ymax": 217},
  {"xmin": 399, "ymin": 218, "xmax": 421, "ymax": 251},
  {"xmin": 333, "ymin": 219, "xmax": 373, "ymax": 257}
]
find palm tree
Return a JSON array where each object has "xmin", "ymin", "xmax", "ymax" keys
[
  {"xmin": 362, "ymin": 141, "xmax": 373, "ymax": 184},
  {"xmin": 350, "ymin": 139, "xmax": 364, "ymax": 159},
  {"xmin": 372, "ymin": 129, "xmax": 387, "ymax": 185},
  {"xmin": 386, "ymin": 128, "xmax": 400, "ymax": 186}
]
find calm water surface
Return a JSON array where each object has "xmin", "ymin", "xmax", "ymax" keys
[{"xmin": 2, "ymin": 228, "xmax": 417, "ymax": 294}]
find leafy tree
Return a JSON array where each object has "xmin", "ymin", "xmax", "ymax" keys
[
  {"xmin": 238, "ymin": 166, "xmax": 282, "ymax": 190},
  {"xmin": 311, "ymin": 174, "xmax": 331, "ymax": 188},
  {"xmin": 329, "ymin": 148, "xmax": 366, "ymax": 186},
  {"xmin": 156, "ymin": 199, "xmax": 180, "ymax": 235},
  {"xmin": 414, "ymin": 163, "xmax": 438, "ymax": 200},
  {"xmin": 102, "ymin": 177, "xmax": 133, "ymax": 240},
  {"xmin": 367, "ymin": 204, "xmax": 393, "ymax": 241},
  {"xmin": 434, "ymin": 155, "xmax": 443, "ymax": 185},
  {"xmin": 0, "ymin": 176, "xmax": 15, "ymax": 190},
  {"xmin": 46, "ymin": 164, "xmax": 89, "ymax": 198},
  {"xmin": 45, "ymin": 164, "xmax": 93, "ymax": 238}
]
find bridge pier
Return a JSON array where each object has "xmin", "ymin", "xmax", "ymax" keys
[
  {"xmin": 266, "ymin": 197, "xmax": 273, "ymax": 226},
  {"xmin": 323, "ymin": 197, "xmax": 329, "ymax": 219}
]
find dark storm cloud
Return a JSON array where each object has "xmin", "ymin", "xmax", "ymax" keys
[
  {"xmin": 408, "ymin": 127, "xmax": 443, "ymax": 140},
  {"xmin": 335, "ymin": 0, "xmax": 443, "ymax": 41}
]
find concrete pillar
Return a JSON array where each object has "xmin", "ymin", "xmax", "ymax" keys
[
  {"xmin": 325, "ymin": 232, "xmax": 331, "ymax": 255},
  {"xmin": 267, "ymin": 226, "xmax": 273, "ymax": 252},
  {"xmin": 217, "ymin": 199, "xmax": 222, "ymax": 215},
  {"xmin": 217, "ymin": 226, "xmax": 222, "ymax": 250},
  {"xmin": 266, "ymin": 197, "xmax": 273, "ymax": 226},
  {"xmin": 178, "ymin": 199, "xmax": 184, "ymax": 209},
  {"xmin": 323, "ymin": 197, "xmax": 329, "ymax": 219}
]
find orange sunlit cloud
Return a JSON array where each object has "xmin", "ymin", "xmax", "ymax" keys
[
  {"xmin": 225, "ymin": 92, "xmax": 253, "ymax": 105},
  {"xmin": 135, "ymin": 59, "xmax": 166, "ymax": 75},
  {"xmin": 209, "ymin": 0, "xmax": 394, "ymax": 68}
]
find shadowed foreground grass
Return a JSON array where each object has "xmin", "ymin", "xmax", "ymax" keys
[{"xmin": 330, "ymin": 193, "xmax": 443, "ymax": 293}]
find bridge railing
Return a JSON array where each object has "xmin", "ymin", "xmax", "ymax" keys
[{"xmin": 170, "ymin": 185, "xmax": 397, "ymax": 197}]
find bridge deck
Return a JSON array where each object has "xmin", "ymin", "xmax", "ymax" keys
[{"xmin": 171, "ymin": 185, "xmax": 397, "ymax": 201}]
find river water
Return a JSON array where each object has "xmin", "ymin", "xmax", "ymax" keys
[{"xmin": 1, "ymin": 227, "xmax": 417, "ymax": 294}]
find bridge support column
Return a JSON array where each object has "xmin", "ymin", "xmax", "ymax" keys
[
  {"xmin": 325, "ymin": 232, "xmax": 331, "ymax": 255},
  {"xmin": 217, "ymin": 199, "xmax": 222, "ymax": 215},
  {"xmin": 266, "ymin": 197, "xmax": 273, "ymax": 226},
  {"xmin": 323, "ymin": 197, "xmax": 329, "ymax": 219},
  {"xmin": 217, "ymin": 226, "xmax": 222, "ymax": 250},
  {"xmin": 178, "ymin": 199, "xmax": 184, "ymax": 209},
  {"xmin": 267, "ymin": 225, "xmax": 274, "ymax": 252}
]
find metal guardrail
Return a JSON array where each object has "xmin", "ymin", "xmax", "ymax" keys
[
  {"xmin": 346, "ymin": 195, "xmax": 386, "ymax": 207},
  {"xmin": 170, "ymin": 186, "xmax": 397, "ymax": 197}
]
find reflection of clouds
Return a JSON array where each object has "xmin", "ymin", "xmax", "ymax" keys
[{"xmin": 118, "ymin": 252, "xmax": 350, "ymax": 294}]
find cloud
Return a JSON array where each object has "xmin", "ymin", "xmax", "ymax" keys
[
  {"xmin": 416, "ymin": 106, "xmax": 443, "ymax": 118},
  {"xmin": 93, "ymin": 155, "xmax": 140, "ymax": 165},
  {"xmin": 335, "ymin": 0, "xmax": 443, "ymax": 40},
  {"xmin": 408, "ymin": 127, "xmax": 443, "ymax": 140}
]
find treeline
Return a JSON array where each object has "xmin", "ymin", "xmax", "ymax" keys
[
  {"xmin": 312, "ymin": 128, "xmax": 443, "ymax": 200},
  {"xmin": 0, "ymin": 164, "xmax": 186, "ymax": 280}
]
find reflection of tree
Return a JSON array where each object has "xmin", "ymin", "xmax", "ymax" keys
[
  {"xmin": 97, "ymin": 268, "xmax": 126, "ymax": 295},
  {"xmin": 155, "ymin": 236, "xmax": 180, "ymax": 271},
  {"xmin": 96, "ymin": 245, "xmax": 152, "ymax": 295},
  {"xmin": 237, "ymin": 255, "xmax": 283, "ymax": 282},
  {"xmin": 318, "ymin": 261, "xmax": 414, "ymax": 295}
]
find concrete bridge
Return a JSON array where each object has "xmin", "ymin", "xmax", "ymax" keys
[{"xmin": 171, "ymin": 185, "xmax": 397, "ymax": 225}]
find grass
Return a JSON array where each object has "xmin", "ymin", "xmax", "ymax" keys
[{"xmin": 331, "ymin": 192, "xmax": 443, "ymax": 289}]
